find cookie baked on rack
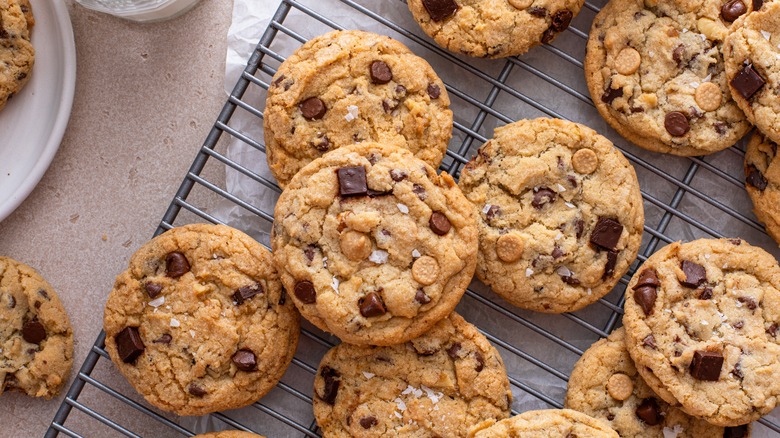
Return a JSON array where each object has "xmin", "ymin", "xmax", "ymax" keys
[{"xmin": 744, "ymin": 131, "xmax": 780, "ymax": 245}]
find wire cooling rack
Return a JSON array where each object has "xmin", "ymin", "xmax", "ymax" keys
[{"xmin": 47, "ymin": 0, "xmax": 780, "ymax": 436}]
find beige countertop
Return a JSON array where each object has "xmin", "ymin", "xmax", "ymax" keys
[{"xmin": 0, "ymin": 0, "xmax": 233, "ymax": 435}]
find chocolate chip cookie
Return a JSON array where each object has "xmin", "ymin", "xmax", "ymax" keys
[
  {"xmin": 312, "ymin": 312, "xmax": 512, "ymax": 437},
  {"xmin": 272, "ymin": 142, "xmax": 478, "ymax": 346},
  {"xmin": 744, "ymin": 131, "xmax": 780, "ymax": 245},
  {"xmin": 0, "ymin": 0, "xmax": 35, "ymax": 112},
  {"xmin": 622, "ymin": 238, "xmax": 780, "ymax": 426},
  {"xmin": 470, "ymin": 409, "xmax": 619, "ymax": 437},
  {"xmin": 458, "ymin": 118, "xmax": 644, "ymax": 313},
  {"xmin": 195, "ymin": 432, "xmax": 265, "ymax": 438},
  {"xmin": 103, "ymin": 224, "xmax": 300, "ymax": 416},
  {"xmin": 407, "ymin": 0, "xmax": 584, "ymax": 58},
  {"xmin": 264, "ymin": 29, "xmax": 452, "ymax": 188},
  {"xmin": 724, "ymin": 0, "xmax": 780, "ymax": 145},
  {"xmin": 565, "ymin": 328, "xmax": 746, "ymax": 437},
  {"xmin": 585, "ymin": 0, "xmax": 751, "ymax": 156},
  {"xmin": 0, "ymin": 257, "xmax": 73, "ymax": 399}
]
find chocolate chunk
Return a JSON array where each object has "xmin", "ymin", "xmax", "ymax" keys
[
  {"xmin": 370, "ymin": 61, "xmax": 393, "ymax": 84},
  {"xmin": 337, "ymin": 166, "xmax": 368, "ymax": 197},
  {"xmin": 733, "ymin": 320, "xmax": 745, "ymax": 329},
  {"xmin": 188, "ymin": 383, "xmax": 207, "ymax": 397},
  {"xmin": 738, "ymin": 296, "xmax": 758, "ymax": 310},
  {"xmin": 232, "ymin": 349, "xmax": 257, "ymax": 371},
  {"xmin": 305, "ymin": 245, "xmax": 316, "ymax": 263},
  {"xmin": 299, "ymin": 97, "xmax": 327, "ymax": 120},
  {"xmin": 413, "ymin": 184, "xmax": 427, "ymax": 200},
  {"xmin": 729, "ymin": 238, "xmax": 742, "ymax": 246},
  {"xmin": 690, "ymin": 350, "xmax": 724, "ymax": 381},
  {"xmin": 673, "ymin": 44, "xmax": 685, "ymax": 67},
  {"xmin": 145, "ymin": 282, "xmax": 163, "ymax": 299},
  {"xmin": 233, "ymin": 283, "xmax": 263, "ymax": 305},
  {"xmin": 753, "ymin": 0, "xmax": 763, "ymax": 9},
  {"xmin": 633, "ymin": 268, "xmax": 661, "ymax": 289},
  {"xmin": 714, "ymin": 121, "xmax": 728, "ymax": 135},
  {"xmin": 421, "ymin": 0, "xmax": 459, "ymax": 22},
  {"xmin": 360, "ymin": 416, "xmax": 378, "ymax": 429},
  {"xmin": 721, "ymin": 0, "xmax": 747, "ymax": 22},
  {"xmin": 115, "ymin": 326, "xmax": 144, "ymax": 364},
  {"xmin": 725, "ymin": 425, "xmax": 750, "ymax": 438},
  {"xmin": 699, "ymin": 287, "xmax": 713, "ymax": 300},
  {"xmin": 415, "ymin": 288, "xmax": 432, "ymax": 305},
  {"xmin": 474, "ymin": 351, "xmax": 485, "ymax": 372},
  {"xmin": 165, "ymin": 252, "xmax": 190, "ymax": 278},
  {"xmin": 389, "ymin": 169, "xmax": 408, "ymax": 181},
  {"xmin": 153, "ymin": 334, "xmax": 172, "ymax": 344},
  {"xmin": 312, "ymin": 135, "xmax": 330, "ymax": 152},
  {"xmin": 589, "ymin": 217, "xmax": 623, "ymax": 250},
  {"xmin": 486, "ymin": 205, "xmax": 501, "ymax": 221},
  {"xmin": 427, "ymin": 83, "xmax": 441, "ymax": 99},
  {"xmin": 528, "ymin": 6, "xmax": 547, "ymax": 16},
  {"xmin": 680, "ymin": 260, "xmax": 707, "ymax": 288},
  {"xmin": 664, "ymin": 111, "xmax": 690, "ymax": 137},
  {"xmin": 635, "ymin": 398, "xmax": 662, "ymax": 425},
  {"xmin": 447, "ymin": 342, "xmax": 462, "ymax": 359},
  {"xmin": 634, "ymin": 286, "xmax": 657, "ymax": 316},
  {"xmin": 367, "ymin": 188, "xmax": 391, "ymax": 198},
  {"xmin": 551, "ymin": 10, "xmax": 573, "ymax": 31},
  {"xmin": 382, "ymin": 100, "xmax": 398, "ymax": 114},
  {"xmin": 38, "ymin": 290, "xmax": 49, "ymax": 300},
  {"xmin": 643, "ymin": 334, "xmax": 657, "ymax": 349},
  {"xmin": 22, "ymin": 320, "xmax": 46, "ymax": 345},
  {"xmin": 532, "ymin": 187, "xmax": 557, "ymax": 209},
  {"xmin": 561, "ymin": 274, "xmax": 581, "ymax": 285},
  {"xmin": 294, "ymin": 281, "xmax": 316, "ymax": 304},
  {"xmin": 731, "ymin": 362, "xmax": 744, "ymax": 379},
  {"xmin": 272, "ymin": 74, "xmax": 285, "ymax": 87},
  {"xmin": 731, "ymin": 63, "xmax": 765, "ymax": 100},
  {"xmin": 602, "ymin": 87, "xmax": 624, "ymax": 104},
  {"xmin": 767, "ymin": 323, "xmax": 779, "ymax": 337},
  {"xmin": 429, "ymin": 211, "xmax": 452, "ymax": 235},
  {"xmin": 575, "ymin": 219, "xmax": 585, "ymax": 238},
  {"xmin": 359, "ymin": 292, "xmax": 387, "ymax": 317},
  {"xmin": 552, "ymin": 246, "xmax": 565, "ymax": 259},
  {"xmin": 603, "ymin": 250, "xmax": 618, "ymax": 279},
  {"xmin": 746, "ymin": 165, "xmax": 768, "ymax": 190},
  {"xmin": 319, "ymin": 366, "xmax": 340, "ymax": 404}
]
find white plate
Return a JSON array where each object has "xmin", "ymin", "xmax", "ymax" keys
[{"xmin": 0, "ymin": 0, "xmax": 76, "ymax": 222}]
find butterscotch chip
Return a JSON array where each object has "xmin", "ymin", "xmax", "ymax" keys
[
  {"xmin": 695, "ymin": 82, "xmax": 722, "ymax": 112},
  {"xmin": 572, "ymin": 148, "xmax": 599, "ymax": 174},
  {"xmin": 614, "ymin": 48, "xmax": 641, "ymax": 75},
  {"xmin": 412, "ymin": 256, "xmax": 440, "ymax": 286},
  {"xmin": 340, "ymin": 231, "xmax": 372, "ymax": 261},
  {"xmin": 606, "ymin": 373, "xmax": 634, "ymax": 400},
  {"xmin": 496, "ymin": 234, "xmax": 524, "ymax": 263}
]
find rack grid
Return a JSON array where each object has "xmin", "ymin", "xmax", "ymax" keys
[{"xmin": 47, "ymin": 0, "xmax": 780, "ymax": 436}]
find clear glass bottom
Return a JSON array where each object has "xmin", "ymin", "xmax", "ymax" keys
[{"xmin": 74, "ymin": 0, "xmax": 203, "ymax": 22}]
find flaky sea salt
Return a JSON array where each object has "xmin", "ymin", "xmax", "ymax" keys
[
  {"xmin": 555, "ymin": 233, "xmax": 563, "ymax": 241},
  {"xmin": 526, "ymin": 268, "xmax": 534, "ymax": 277},
  {"xmin": 412, "ymin": 249, "xmax": 421, "ymax": 258},
  {"xmin": 556, "ymin": 266, "xmax": 573, "ymax": 277},
  {"xmin": 149, "ymin": 296, "xmax": 165, "ymax": 307},
  {"xmin": 690, "ymin": 82, "xmax": 700, "ymax": 88},
  {"xmin": 422, "ymin": 385, "xmax": 443, "ymax": 404},
  {"xmin": 323, "ymin": 257, "xmax": 328, "ymax": 268},
  {"xmin": 345, "ymin": 105, "xmax": 359, "ymax": 121},
  {"xmin": 701, "ymin": 320, "xmax": 709, "ymax": 325},
  {"xmin": 565, "ymin": 202, "xmax": 576, "ymax": 209},
  {"xmin": 395, "ymin": 398, "xmax": 407, "ymax": 411},
  {"xmin": 482, "ymin": 204, "xmax": 493, "ymax": 214},
  {"xmin": 369, "ymin": 250, "xmax": 389, "ymax": 264},
  {"xmin": 556, "ymin": 183, "xmax": 566, "ymax": 192},
  {"xmin": 663, "ymin": 424, "xmax": 684, "ymax": 438},
  {"xmin": 587, "ymin": 288, "xmax": 593, "ymax": 295},
  {"xmin": 703, "ymin": 73, "xmax": 712, "ymax": 83},
  {"xmin": 332, "ymin": 277, "xmax": 340, "ymax": 293},
  {"xmin": 397, "ymin": 203, "xmax": 409, "ymax": 214},
  {"xmin": 170, "ymin": 318, "xmax": 180, "ymax": 327},
  {"xmin": 363, "ymin": 372, "xmax": 375, "ymax": 379},
  {"xmin": 761, "ymin": 30, "xmax": 772, "ymax": 41},
  {"xmin": 189, "ymin": 330, "xmax": 196, "ymax": 338}
]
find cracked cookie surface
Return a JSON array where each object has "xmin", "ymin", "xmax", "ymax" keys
[
  {"xmin": 744, "ymin": 131, "xmax": 780, "ymax": 245},
  {"xmin": 312, "ymin": 312, "xmax": 511, "ymax": 437},
  {"xmin": 271, "ymin": 142, "xmax": 478, "ymax": 346},
  {"xmin": 471, "ymin": 408, "xmax": 618, "ymax": 437},
  {"xmin": 0, "ymin": 257, "xmax": 73, "ymax": 399},
  {"xmin": 264, "ymin": 30, "xmax": 452, "ymax": 188},
  {"xmin": 103, "ymin": 224, "xmax": 300, "ymax": 416},
  {"xmin": 406, "ymin": 0, "xmax": 584, "ymax": 58},
  {"xmin": 623, "ymin": 238, "xmax": 780, "ymax": 426},
  {"xmin": 458, "ymin": 118, "xmax": 644, "ymax": 313},
  {"xmin": 0, "ymin": 0, "xmax": 34, "ymax": 112},
  {"xmin": 585, "ymin": 0, "xmax": 751, "ymax": 156}
]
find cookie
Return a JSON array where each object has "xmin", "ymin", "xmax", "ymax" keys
[
  {"xmin": 0, "ymin": 0, "xmax": 35, "ymax": 112},
  {"xmin": 724, "ymin": 1, "xmax": 780, "ymax": 145},
  {"xmin": 470, "ymin": 409, "xmax": 619, "ymax": 437},
  {"xmin": 565, "ymin": 328, "xmax": 748, "ymax": 437},
  {"xmin": 17, "ymin": 0, "xmax": 32, "ymax": 31},
  {"xmin": 312, "ymin": 312, "xmax": 512, "ymax": 437},
  {"xmin": 585, "ymin": 0, "xmax": 751, "ymax": 156},
  {"xmin": 744, "ymin": 131, "xmax": 780, "ymax": 245},
  {"xmin": 458, "ymin": 118, "xmax": 644, "ymax": 313},
  {"xmin": 0, "ymin": 257, "xmax": 73, "ymax": 399},
  {"xmin": 194, "ymin": 432, "xmax": 265, "ymax": 438},
  {"xmin": 271, "ymin": 142, "xmax": 478, "ymax": 346},
  {"xmin": 103, "ymin": 224, "xmax": 300, "ymax": 416},
  {"xmin": 264, "ymin": 29, "xmax": 452, "ymax": 188},
  {"xmin": 622, "ymin": 238, "xmax": 780, "ymax": 426}
]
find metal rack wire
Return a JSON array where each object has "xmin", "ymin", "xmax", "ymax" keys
[{"xmin": 47, "ymin": 0, "xmax": 780, "ymax": 436}]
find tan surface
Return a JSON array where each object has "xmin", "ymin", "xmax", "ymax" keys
[{"xmin": 0, "ymin": 0, "xmax": 232, "ymax": 435}]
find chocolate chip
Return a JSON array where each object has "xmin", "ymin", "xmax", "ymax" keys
[
  {"xmin": 680, "ymin": 260, "xmax": 707, "ymax": 288},
  {"xmin": 733, "ymin": 320, "xmax": 745, "ymax": 329},
  {"xmin": 232, "ymin": 349, "xmax": 257, "ymax": 371},
  {"xmin": 447, "ymin": 342, "xmax": 462, "ymax": 359},
  {"xmin": 370, "ymin": 61, "xmax": 393, "ymax": 84},
  {"xmin": 699, "ymin": 287, "xmax": 713, "ymax": 300},
  {"xmin": 382, "ymin": 100, "xmax": 399, "ymax": 114},
  {"xmin": 753, "ymin": 0, "xmax": 763, "ymax": 9},
  {"xmin": 421, "ymin": 0, "xmax": 459, "ymax": 22},
  {"xmin": 299, "ymin": 97, "xmax": 327, "ymax": 120},
  {"xmin": 603, "ymin": 250, "xmax": 618, "ymax": 279},
  {"xmin": 672, "ymin": 44, "xmax": 685, "ymax": 67},
  {"xmin": 731, "ymin": 362, "xmax": 744, "ymax": 379},
  {"xmin": 643, "ymin": 334, "xmax": 657, "ymax": 349},
  {"xmin": 602, "ymin": 87, "xmax": 623, "ymax": 104},
  {"xmin": 415, "ymin": 288, "xmax": 431, "ymax": 304},
  {"xmin": 233, "ymin": 283, "xmax": 263, "ymax": 305},
  {"xmin": 22, "ymin": 320, "xmax": 46, "ymax": 345},
  {"xmin": 729, "ymin": 238, "xmax": 742, "ymax": 245},
  {"xmin": 413, "ymin": 184, "xmax": 427, "ymax": 200},
  {"xmin": 390, "ymin": 169, "xmax": 408, "ymax": 181},
  {"xmin": 714, "ymin": 121, "xmax": 728, "ymax": 135},
  {"xmin": 575, "ymin": 219, "xmax": 585, "ymax": 238},
  {"xmin": 272, "ymin": 74, "xmax": 285, "ymax": 87},
  {"xmin": 767, "ymin": 323, "xmax": 779, "ymax": 337},
  {"xmin": 429, "ymin": 212, "xmax": 452, "ymax": 235},
  {"xmin": 38, "ymin": 290, "xmax": 49, "ymax": 300},
  {"xmin": 552, "ymin": 246, "xmax": 565, "ymax": 259},
  {"xmin": 304, "ymin": 245, "xmax": 316, "ymax": 263},
  {"xmin": 367, "ymin": 188, "xmax": 391, "ymax": 198},
  {"xmin": 634, "ymin": 286, "xmax": 657, "ymax": 316},
  {"xmin": 278, "ymin": 290, "xmax": 287, "ymax": 305},
  {"xmin": 633, "ymin": 268, "xmax": 661, "ymax": 289},
  {"xmin": 528, "ymin": 6, "xmax": 547, "ymax": 16},
  {"xmin": 34, "ymin": 301, "xmax": 41, "ymax": 309},
  {"xmin": 731, "ymin": 63, "xmax": 765, "ymax": 100},
  {"xmin": 738, "ymin": 296, "xmax": 758, "ymax": 310},
  {"xmin": 541, "ymin": 28, "xmax": 557, "ymax": 44},
  {"xmin": 294, "ymin": 281, "xmax": 316, "ymax": 304},
  {"xmin": 145, "ymin": 282, "xmax": 163, "ymax": 299},
  {"xmin": 337, "ymin": 166, "xmax": 368, "ymax": 197},
  {"xmin": 319, "ymin": 366, "xmax": 340, "ymax": 405},
  {"xmin": 551, "ymin": 9, "xmax": 573, "ymax": 31},
  {"xmin": 312, "ymin": 135, "xmax": 330, "ymax": 152},
  {"xmin": 153, "ymin": 334, "xmax": 172, "ymax": 344},
  {"xmin": 359, "ymin": 416, "xmax": 378, "ymax": 429},
  {"xmin": 474, "ymin": 351, "xmax": 485, "ymax": 372},
  {"xmin": 188, "ymin": 383, "xmax": 207, "ymax": 397},
  {"xmin": 690, "ymin": 350, "xmax": 724, "ymax": 381},
  {"xmin": 746, "ymin": 164, "xmax": 768, "ymax": 190},
  {"xmin": 396, "ymin": 84, "xmax": 408, "ymax": 96},
  {"xmin": 7, "ymin": 294, "xmax": 15, "ymax": 309},
  {"xmin": 165, "ymin": 252, "xmax": 190, "ymax": 278},
  {"xmin": 725, "ymin": 425, "xmax": 750, "ymax": 438},
  {"xmin": 359, "ymin": 292, "xmax": 387, "ymax": 317},
  {"xmin": 590, "ymin": 217, "xmax": 624, "ymax": 251},
  {"xmin": 721, "ymin": 0, "xmax": 747, "ymax": 22},
  {"xmin": 486, "ymin": 205, "xmax": 501, "ymax": 222},
  {"xmin": 427, "ymin": 84, "xmax": 441, "ymax": 99},
  {"xmin": 664, "ymin": 111, "xmax": 690, "ymax": 137},
  {"xmin": 115, "ymin": 326, "xmax": 144, "ymax": 364},
  {"xmin": 532, "ymin": 187, "xmax": 557, "ymax": 209},
  {"xmin": 635, "ymin": 398, "xmax": 662, "ymax": 425},
  {"xmin": 561, "ymin": 274, "xmax": 581, "ymax": 285}
]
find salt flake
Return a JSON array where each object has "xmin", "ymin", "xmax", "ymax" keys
[
  {"xmin": 556, "ymin": 266, "xmax": 573, "ymax": 277},
  {"xmin": 556, "ymin": 183, "xmax": 566, "ymax": 192},
  {"xmin": 363, "ymin": 372, "xmax": 375, "ymax": 379},
  {"xmin": 332, "ymin": 277, "xmax": 340, "ymax": 293},
  {"xmin": 663, "ymin": 424, "xmax": 684, "ymax": 438},
  {"xmin": 369, "ymin": 250, "xmax": 389, "ymax": 264},
  {"xmin": 149, "ymin": 296, "xmax": 165, "ymax": 307},
  {"xmin": 395, "ymin": 398, "xmax": 407, "ymax": 411},
  {"xmin": 170, "ymin": 318, "xmax": 181, "ymax": 327},
  {"xmin": 565, "ymin": 202, "xmax": 576, "ymax": 209},
  {"xmin": 345, "ymin": 105, "xmax": 359, "ymax": 122},
  {"xmin": 397, "ymin": 203, "xmax": 409, "ymax": 214},
  {"xmin": 482, "ymin": 204, "xmax": 493, "ymax": 214},
  {"xmin": 555, "ymin": 233, "xmax": 563, "ymax": 241},
  {"xmin": 525, "ymin": 268, "xmax": 534, "ymax": 277},
  {"xmin": 703, "ymin": 73, "xmax": 712, "ymax": 83},
  {"xmin": 189, "ymin": 330, "xmax": 196, "ymax": 338},
  {"xmin": 690, "ymin": 81, "xmax": 700, "ymax": 89},
  {"xmin": 761, "ymin": 30, "xmax": 772, "ymax": 41},
  {"xmin": 412, "ymin": 249, "xmax": 421, "ymax": 258}
]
